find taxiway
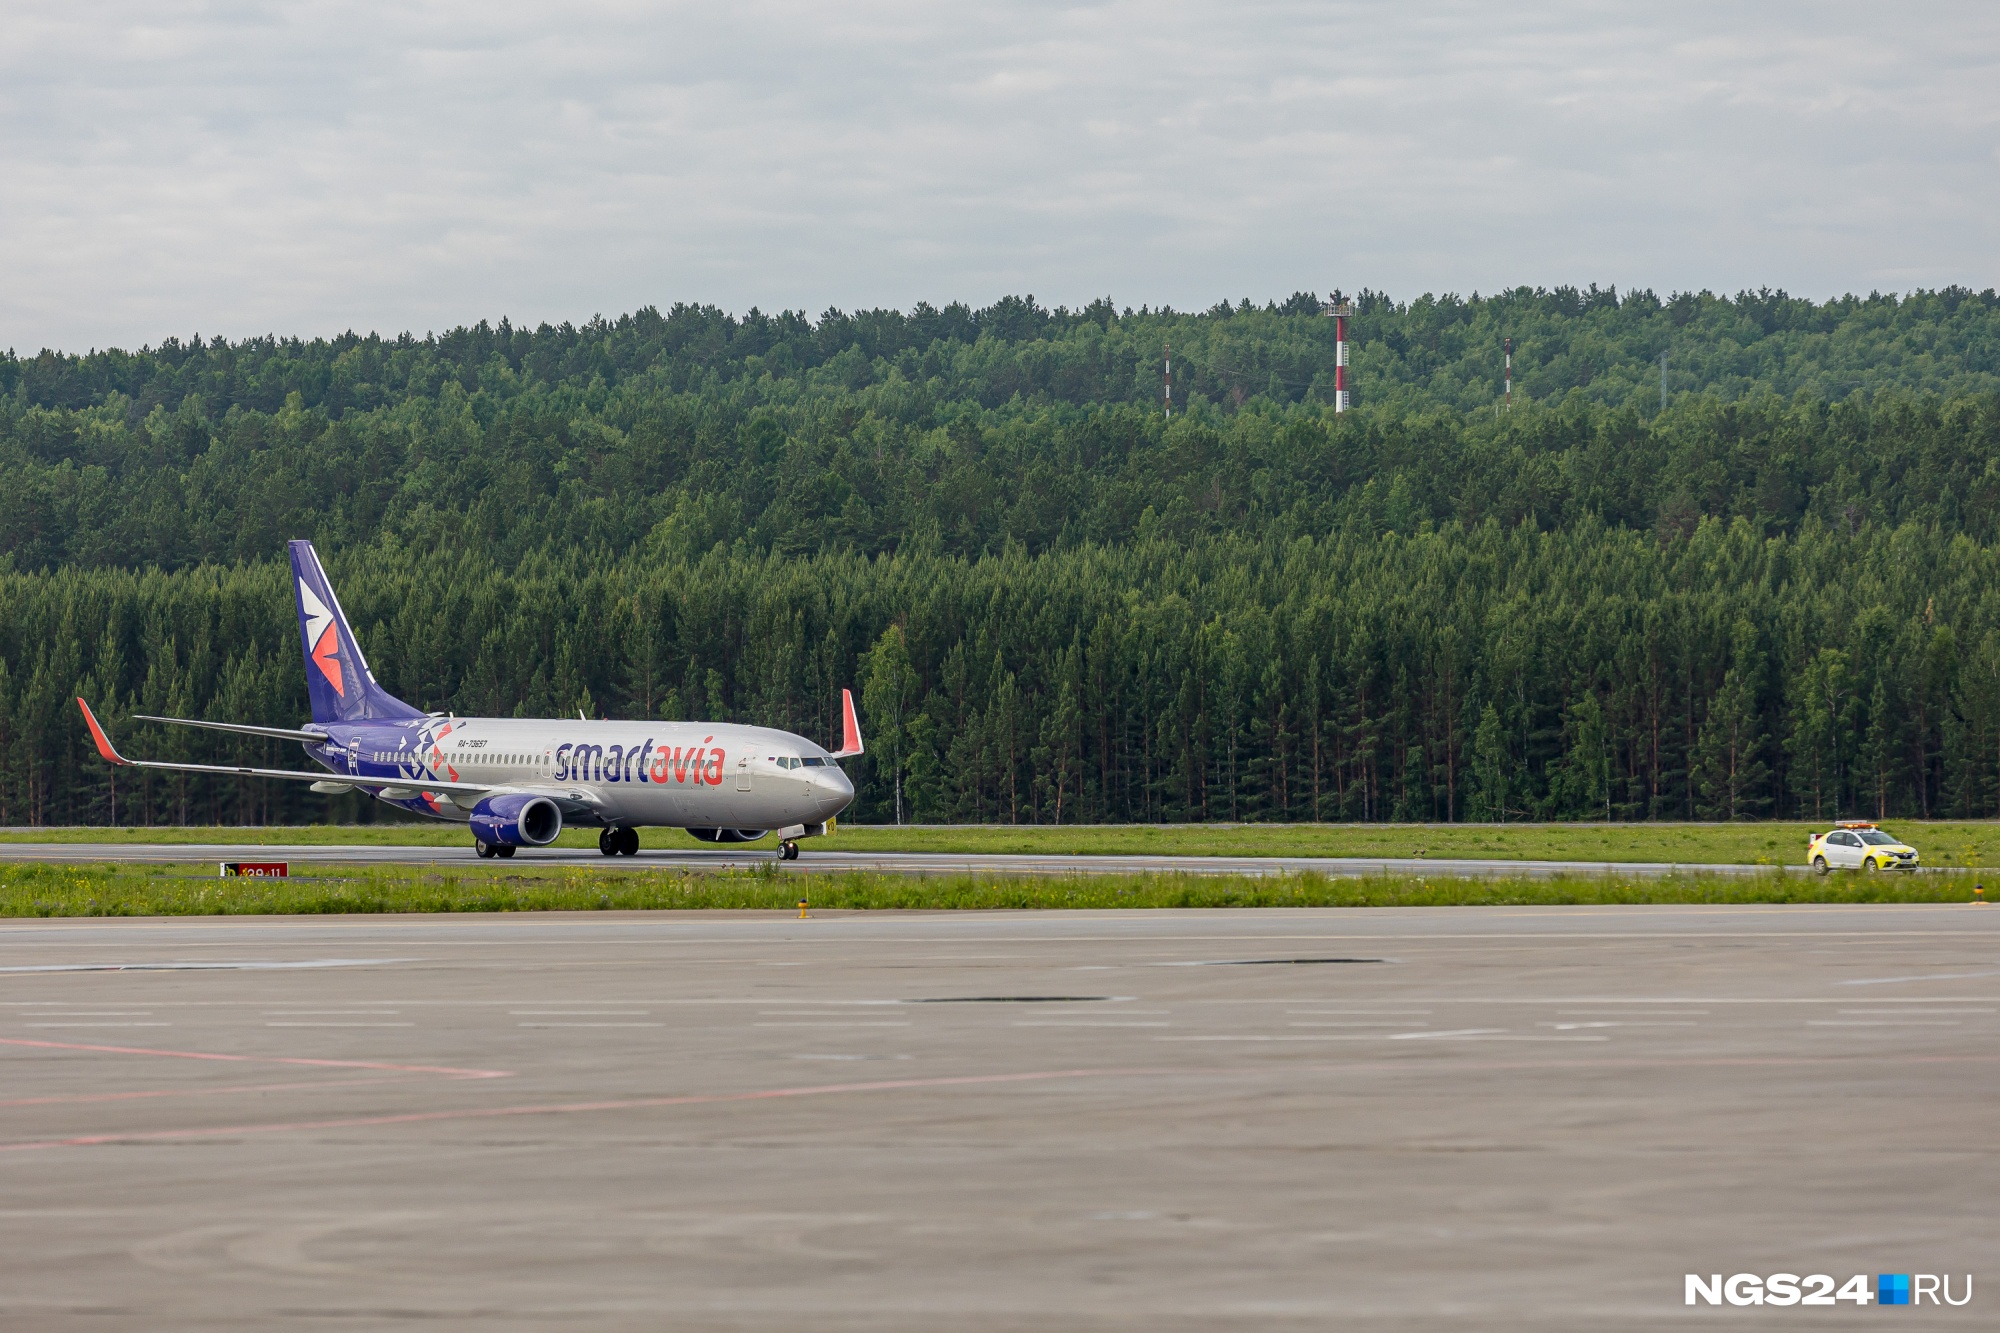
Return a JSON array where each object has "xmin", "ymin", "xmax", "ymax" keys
[
  {"xmin": 0, "ymin": 841, "xmax": 1778, "ymax": 877},
  {"xmin": 1, "ymin": 904, "xmax": 1994, "ymax": 1329}
]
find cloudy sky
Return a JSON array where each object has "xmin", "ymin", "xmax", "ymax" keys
[{"xmin": 4, "ymin": 1, "xmax": 1997, "ymax": 350}]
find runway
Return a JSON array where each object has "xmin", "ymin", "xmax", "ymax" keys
[
  {"xmin": 1, "ymin": 905, "xmax": 1994, "ymax": 1330},
  {"xmin": 0, "ymin": 840, "xmax": 1784, "ymax": 877}
]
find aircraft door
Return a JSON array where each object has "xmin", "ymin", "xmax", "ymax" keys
[{"xmin": 736, "ymin": 755, "xmax": 752, "ymax": 792}]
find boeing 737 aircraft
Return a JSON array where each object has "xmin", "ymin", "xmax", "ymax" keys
[{"xmin": 76, "ymin": 540, "xmax": 859, "ymax": 859}]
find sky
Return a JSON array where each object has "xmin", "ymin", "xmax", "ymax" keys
[{"xmin": 4, "ymin": 1, "xmax": 1998, "ymax": 351}]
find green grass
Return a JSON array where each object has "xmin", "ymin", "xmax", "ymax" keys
[
  {"xmin": 0, "ymin": 861, "xmax": 1989, "ymax": 917},
  {"xmin": 5, "ymin": 820, "xmax": 2000, "ymax": 867}
]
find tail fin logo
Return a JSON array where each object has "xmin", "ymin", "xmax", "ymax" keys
[{"xmin": 298, "ymin": 579, "xmax": 346, "ymax": 697}]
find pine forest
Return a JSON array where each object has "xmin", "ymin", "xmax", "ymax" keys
[{"xmin": 5, "ymin": 285, "xmax": 2000, "ymax": 826}]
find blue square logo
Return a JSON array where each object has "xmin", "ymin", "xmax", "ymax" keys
[{"xmin": 1879, "ymin": 1274, "xmax": 1911, "ymax": 1306}]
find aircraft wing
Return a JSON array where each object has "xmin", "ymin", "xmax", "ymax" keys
[
  {"xmin": 132, "ymin": 713, "xmax": 328, "ymax": 744},
  {"xmin": 77, "ymin": 698, "xmax": 498, "ymax": 798}
]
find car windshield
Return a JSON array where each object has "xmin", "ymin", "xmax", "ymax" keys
[{"xmin": 1857, "ymin": 830, "xmax": 1899, "ymax": 845}]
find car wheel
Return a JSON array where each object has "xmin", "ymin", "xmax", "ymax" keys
[
  {"xmin": 1863, "ymin": 857, "xmax": 1879, "ymax": 873},
  {"xmin": 1812, "ymin": 855, "xmax": 1828, "ymax": 876}
]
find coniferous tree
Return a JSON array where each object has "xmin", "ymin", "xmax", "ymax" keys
[
  {"xmin": 1859, "ymin": 674, "xmax": 1900, "ymax": 820},
  {"xmin": 1470, "ymin": 703, "xmax": 1508, "ymax": 822},
  {"xmin": 1786, "ymin": 650, "xmax": 1845, "ymax": 821},
  {"xmin": 1693, "ymin": 620, "xmax": 1773, "ymax": 820},
  {"xmin": 1550, "ymin": 694, "xmax": 1612, "ymax": 821},
  {"xmin": 861, "ymin": 624, "xmax": 918, "ymax": 825}
]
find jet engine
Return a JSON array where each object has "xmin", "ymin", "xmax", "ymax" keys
[
  {"xmin": 686, "ymin": 827, "xmax": 769, "ymax": 843},
  {"xmin": 470, "ymin": 793, "xmax": 563, "ymax": 846}
]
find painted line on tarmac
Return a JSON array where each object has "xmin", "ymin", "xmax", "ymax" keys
[
  {"xmin": 1273, "ymin": 1051, "xmax": 2000, "ymax": 1073},
  {"xmin": 0, "ymin": 1036, "xmax": 510, "ymax": 1080},
  {"xmin": 1840, "ymin": 968, "xmax": 2000, "ymax": 985},
  {"xmin": 0, "ymin": 958, "xmax": 418, "ymax": 973},
  {"xmin": 7, "ymin": 1044, "xmax": 2000, "ymax": 1155},
  {"xmin": 0, "ymin": 1066, "xmax": 1156, "ymax": 1155},
  {"xmin": 0, "ymin": 1075, "xmax": 419, "ymax": 1109}
]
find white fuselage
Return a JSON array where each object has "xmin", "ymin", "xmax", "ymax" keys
[{"xmin": 312, "ymin": 716, "xmax": 854, "ymax": 831}]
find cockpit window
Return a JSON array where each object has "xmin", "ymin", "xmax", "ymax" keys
[{"xmin": 802, "ymin": 757, "xmax": 826, "ymax": 767}]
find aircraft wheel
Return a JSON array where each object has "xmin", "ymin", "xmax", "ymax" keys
[
  {"xmin": 619, "ymin": 827, "xmax": 641, "ymax": 856},
  {"xmin": 598, "ymin": 828, "xmax": 619, "ymax": 857},
  {"xmin": 475, "ymin": 841, "xmax": 495, "ymax": 859},
  {"xmin": 496, "ymin": 844, "xmax": 516, "ymax": 858},
  {"xmin": 1812, "ymin": 855, "xmax": 1828, "ymax": 876}
]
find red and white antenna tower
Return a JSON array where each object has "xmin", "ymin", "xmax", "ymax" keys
[
  {"xmin": 1163, "ymin": 342, "xmax": 1173, "ymax": 417},
  {"xmin": 1325, "ymin": 291, "xmax": 1354, "ymax": 412},
  {"xmin": 1504, "ymin": 336, "xmax": 1512, "ymax": 410}
]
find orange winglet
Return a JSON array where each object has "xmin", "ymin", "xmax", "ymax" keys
[
  {"xmin": 831, "ymin": 687, "xmax": 865, "ymax": 758},
  {"xmin": 76, "ymin": 698, "xmax": 129, "ymax": 765}
]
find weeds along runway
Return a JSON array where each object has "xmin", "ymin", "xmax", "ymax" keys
[
  {"xmin": 0, "ymin": 841, "xmax": 1784, "ymax": 877},
  {"xmin": 1, "ymin": 905, "xmax": 1995, "ymax": 1330}
]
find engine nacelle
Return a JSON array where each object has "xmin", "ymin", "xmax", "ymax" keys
[
  {"xmin": 470, "ymin": 794, "xmax": 563, "ymax": 847},
  {"xmin": 686, "ymin": 827, "xmax": 769, "ymax": 843}
]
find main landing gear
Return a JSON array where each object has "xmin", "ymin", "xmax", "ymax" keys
[
  {"xmin": 779, "ymin": 840, "xmax": 800, "ymax": 861},
  {"xmin": 599, "ymin": 827, "xmax": 640, "ymax": 857},
  {"xmin": 474, "ymin": 842, "xmax": 516, "ymax": 859}
]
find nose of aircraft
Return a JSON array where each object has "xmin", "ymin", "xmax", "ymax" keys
[{"xmin": 816, "ymin": 764, "xmax": 855, "ymax": 816}]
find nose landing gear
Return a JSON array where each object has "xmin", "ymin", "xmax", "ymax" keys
[
  {"xmin": 598, "ymin": 827, "xmax": 641, "ymax": 857},
  {"xmin": 779, "ymin": 840, "xmax": 799, "ymax": 861},
  {"xmin": 474, "ymin": 842, "xmax": 516, "ymax": 859}
]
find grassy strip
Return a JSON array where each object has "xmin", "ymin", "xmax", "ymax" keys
[
  {"xmin": 0, "ymin": 862, "xmax": 1989, "ymax": 917},
  {"xmin": 4, "ymin": 819, "xmax": 1999, "ymax": 867},
  {"xmin": 3, "ymin": 820, "xmax": 1998, "ymax": 866}
]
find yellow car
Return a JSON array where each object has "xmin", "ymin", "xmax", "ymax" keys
[{"xmin": 1807, "ymin": 822, "xmax": 1919, "ymax": 874}]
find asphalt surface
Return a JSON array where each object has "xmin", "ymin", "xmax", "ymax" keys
[
  {"xmin": 0, "ymin": 841, "xmax": 1786, "ymax": 877},
  {"xmin": 1, "ymin": 905, "xmax": 1994, "ymax": 1330}
]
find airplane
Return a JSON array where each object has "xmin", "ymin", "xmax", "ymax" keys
[{"xmin": 75, "ymin": 540, "xmax": 859, "ymax": 860}]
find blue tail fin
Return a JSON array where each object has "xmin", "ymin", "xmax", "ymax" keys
[{"xmin": 287, "ymin": 541, "xmax": 423, "ymax": 726}]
